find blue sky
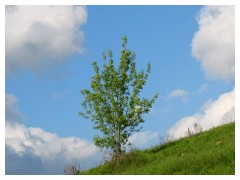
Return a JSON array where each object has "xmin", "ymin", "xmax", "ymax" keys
[{"xmin": 5, "ymin": 5, "xmax": 235, "ymax": 174}]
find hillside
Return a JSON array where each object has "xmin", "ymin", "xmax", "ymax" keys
[{"xmin": 78, "ymin": 122, "xmax": 235, "ymax": 175}]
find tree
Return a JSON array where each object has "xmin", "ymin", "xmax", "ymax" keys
[{"xmin": 79, "ymin": 36, "xmax": 158, "ymax": 161}]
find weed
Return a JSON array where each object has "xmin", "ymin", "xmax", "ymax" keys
[{"xmin": 63, "ymin": 162, "xmax": 81, "ymax": 175}]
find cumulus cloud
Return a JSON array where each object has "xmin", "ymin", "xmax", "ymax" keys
[
  {"xmin": 5, "ymin": 5, "xmax": 87, "ymax": 75},
  {"xmin": 191, "ymin": 6, "xmax": 235, "ymax": 81},
  {"xmin": 128, "ymin": 131, "xmax": 159, "ymax": 149},
  {"xmin": 5, "ymin": 93, "xmax": 100, "ymax": 174},
  {"xmin": 5, "ymin": 122, "xmax": 100, "ymax": 174},
  {"xmin": 167, "ymin": 89, "xmax": 235, "ymax": 140}
]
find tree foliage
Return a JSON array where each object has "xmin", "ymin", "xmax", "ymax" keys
[{"xmin": 79, "ymin": 36, "xmax": 158, "ymax": 160}]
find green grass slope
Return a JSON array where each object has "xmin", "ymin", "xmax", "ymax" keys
[{"xmin": 78, "ymin": 122, "xmax": 235, "ymax": 175}]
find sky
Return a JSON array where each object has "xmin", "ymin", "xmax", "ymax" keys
[{"xmin": 4, "ymin": 4, "xmax": 235, "ymax": 175}]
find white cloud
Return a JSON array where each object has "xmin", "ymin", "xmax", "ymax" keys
[
  {"xmin": 169, "ymin": 89, "xmax": 189, "ymax": 98},
  {"xmin": 5, "ymin": 93, "xmax": 100, "ymax": 174},
  {"xmin": 167, "ymin": 89, "xmax": 235, "ymax": 140},
  {"xmin": 195, "ymin": 84, "xmax": 208, "ymax": 94},
  {"xmin": 5, "ymin": 5, "xmax": 87, "ymax": 75},
  {"xmin": 5, "ymin": 93, "xmax": 25, "ymax": 123},
  {"xmin": 5, "ymin": 122, "xmax": 99, "ymax": 163},
  {"xmin": 169, "ymin": 89, "xmax": 189, "ymax": 102},
  {"xmin": 191, "ymin": 6, "xmax": 235, "ymax": 81},
  {"xmin": 128, "ymin": 131, "xmax": 159, "ymax": 149}
]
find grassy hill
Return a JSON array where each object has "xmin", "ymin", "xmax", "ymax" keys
[{"xmin": 78, "ymin": 122, "xmax": 235, "ymax": 175}]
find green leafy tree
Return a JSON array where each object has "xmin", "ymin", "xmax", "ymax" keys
[{"xmin": 79, "ymin": 36, "xmax": 158, "ymax": 161}]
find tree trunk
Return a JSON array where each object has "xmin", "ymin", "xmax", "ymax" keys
[{"xmin": 117, "ymin": 125, "xmax": 121, "ymax": 161}]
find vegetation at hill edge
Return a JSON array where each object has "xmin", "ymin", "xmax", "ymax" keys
[{"xmin": 77, "ymin": 123, "xmax": 235, "ymax": 175}]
